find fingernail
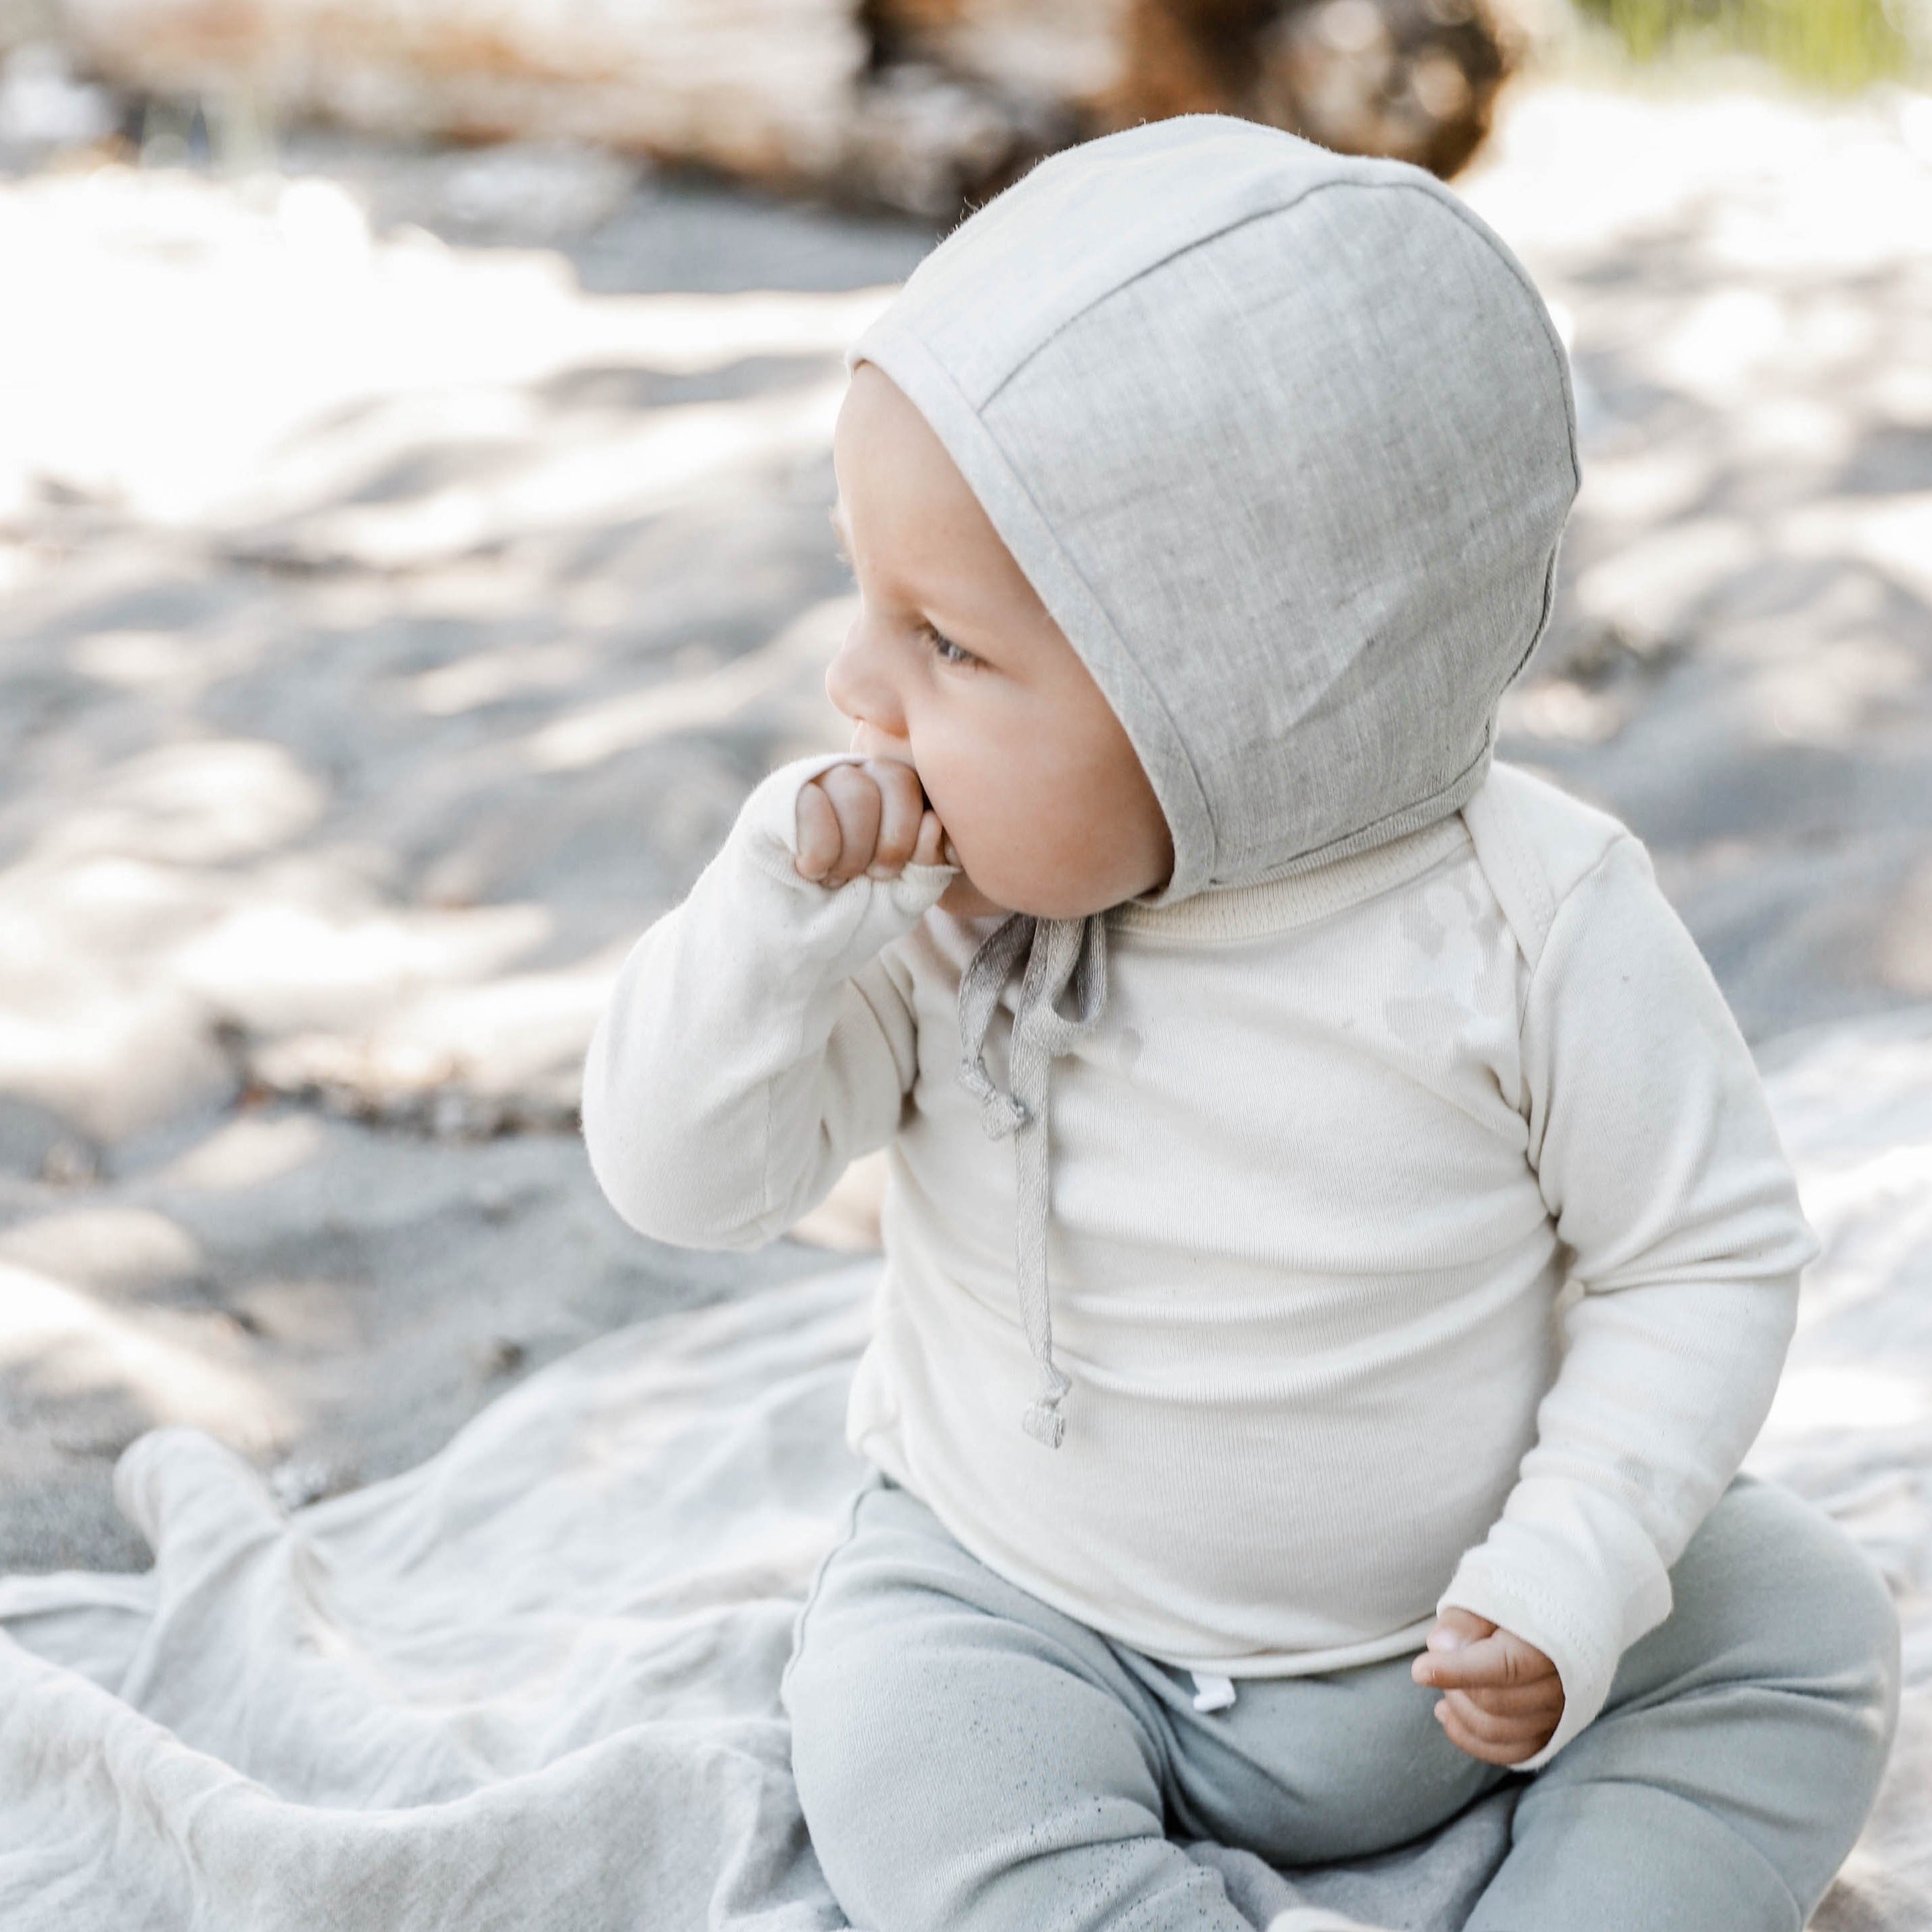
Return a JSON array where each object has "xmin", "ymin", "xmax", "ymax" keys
[
  {"xmin": 942, "ymin": 838, "xmax": 960, "ymax": 866},
  {"xmin": 1427, "ymin": 1631, "xmax": 1466, "ymax": 1651},
  {"xmin": 866, "ymin": 864, "xmax": 893, "ymax": 880}
]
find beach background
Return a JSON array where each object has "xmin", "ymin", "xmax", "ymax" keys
[{"xmin": 1, "ymin": 0, "xmax": 1929, "ymax": 1913}]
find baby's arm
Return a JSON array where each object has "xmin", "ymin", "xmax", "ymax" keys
[
  {"xmin": 1431, "ymin": 833, "xmax": 1815, "ymax": 1769},
  {"xmin": 581, "ymin": 757, "xmax": 953, "ymax": 1249}
]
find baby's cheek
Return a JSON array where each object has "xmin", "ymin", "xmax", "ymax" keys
[
  {"xmin": 911, "ymin": 749, "xmax": 1011, "ymax": 869},
  {"xmin": 918, "ymin": 734, "xmax": 1133, "ymax": 916}
]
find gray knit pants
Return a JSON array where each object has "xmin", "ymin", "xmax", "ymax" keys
[{"xmin": 782, "ymin": 1476, "xmax": 1898, "ymax": 1932}]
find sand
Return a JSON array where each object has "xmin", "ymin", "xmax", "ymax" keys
[{"xmin": 0, "ymin": 78, "xmax": 1928, "ymax": 1603}]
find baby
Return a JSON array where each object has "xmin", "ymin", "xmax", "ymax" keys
[{"xmin": 583, "ymin": 118, "xmax": 1899, "ymax": 1932}]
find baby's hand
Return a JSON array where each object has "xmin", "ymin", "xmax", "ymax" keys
[
  {"xmin": 1411, "ymin": 1608, "xmax": 1564, "ymax": 1766},
  {"xmin": 795, "ymin": 758, "xmax": 948, "ymax": 887}
]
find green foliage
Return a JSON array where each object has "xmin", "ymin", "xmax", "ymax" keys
[{"xmin": 1574, "ymin": 0, "xmax": 1917, "ymax": 88}]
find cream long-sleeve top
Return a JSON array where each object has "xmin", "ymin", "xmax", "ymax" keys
[{"xmin": 582, "ymin": 757, "xmax": 1815, "ymax": 1766}]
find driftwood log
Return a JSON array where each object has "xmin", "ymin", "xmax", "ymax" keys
[
  {"xmin": 58, "ymin": 0, "xmax": 1513, "ymax": 215},
  {"xmin": 871, "ymin": 0, "xmax": 1512, "ymax": 190}
]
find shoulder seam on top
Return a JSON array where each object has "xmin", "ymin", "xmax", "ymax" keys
[{"xmin": 1521, "ymin": 835, "xmax": 1637, "ymax": 1000}]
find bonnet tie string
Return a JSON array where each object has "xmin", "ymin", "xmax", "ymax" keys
[{"xmin": 956, "ymin": 910, "xmax": 1109, "ymax": 1447}]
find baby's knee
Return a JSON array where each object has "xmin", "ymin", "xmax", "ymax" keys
[
  {"xmin": 784, "ymin": 1566, "xmax": 1188, "ymax": 1932},
  {"xmin": 784, "ymin": 1612, "xmax": 896, "ymax": 1906},
  {"xmin": 1690, "ymin": 1480, "xmax": 1900, "ymax": 1745},
  {"xmin": 784, "ymin": 1590, "xmax": 982, "ymax": 1932}
]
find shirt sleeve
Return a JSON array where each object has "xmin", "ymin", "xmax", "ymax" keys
[
  {"xmin": 1439, "ymin": 833, "xmax": 1816, "ymax": 1766},
  {"xmin": 580, "ymin": 755, "xmax": 955, "ymax": 1250}
]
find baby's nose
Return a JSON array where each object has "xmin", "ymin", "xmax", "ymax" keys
[{"xmin": 824, "ymin": 619, "xmax": 906, "ymax": 738}]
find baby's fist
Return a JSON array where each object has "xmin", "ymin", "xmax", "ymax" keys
[
  {"xmin": 795, "ymin": 758, "xmax": 946, "ymax": 887},
  {"xmin": 1411, "ymin": 1608, "xmax": 1564, "ymax": 1766}
]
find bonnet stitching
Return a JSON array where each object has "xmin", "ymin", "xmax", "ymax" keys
[{"xmin": 892, "ymin": 338, "xmax": 1219, "ymax": 891}]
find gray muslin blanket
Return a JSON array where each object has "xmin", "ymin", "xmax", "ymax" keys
[{"xmin": 1, "ymin": 1015, "xmax": 1928, "ymax": 1931}]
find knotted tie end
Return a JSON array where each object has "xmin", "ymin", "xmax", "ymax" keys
[
  {"xmin": 958, "ymin": 1065, "xmax": 1027, "ymax": 1139},
  {"xmin": 1021, "ymin": 1396, "xmax": 1066, "ymax": 1450}
]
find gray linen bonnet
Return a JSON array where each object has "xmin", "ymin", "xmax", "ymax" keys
[{"xmin": 847, "ymin": 114, "xmax": 1580, "ymax": 1447}]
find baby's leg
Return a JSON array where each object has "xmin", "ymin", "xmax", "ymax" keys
[
  {"xmin": 782, "ymin": 1478, "xmax": 1256, "ymax": 1932},
  {"xmin": 1468, "ymin": 1477, "xmax": 1900, "ymax": 1932}
]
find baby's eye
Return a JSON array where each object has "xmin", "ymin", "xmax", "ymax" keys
[{"xmin": 921, "ymin": 622, "xmax": 978, "ymax": 669}]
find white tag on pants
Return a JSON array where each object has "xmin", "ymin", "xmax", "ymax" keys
[{"xmin": 1190, "ymin": 1670, "xmax": 1237, "ymax": 1713}]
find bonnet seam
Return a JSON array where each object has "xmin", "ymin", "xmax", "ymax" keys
[
  {"xmin": 980, "ymin": 173, "xmax": 1580, "ymax": 495},
  {"xmin": 881, "ymin": 336, "xmax": 1221, "ymax": 892}
]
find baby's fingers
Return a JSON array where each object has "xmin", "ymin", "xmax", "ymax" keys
[
  {"xmin": 815, "ymin": 763, "xmax": 884, "ymax": 884},
  {"xmin": 864, "ymin": 760, "xmax": 928, "ymax": 876},
  {"xmin": 794, "ymin": 782, "xmax": 843, "ymax": 882},
  {"xmin": 1439, "ymin": 1691, "xmax": 1535, "ymax": 1745},
  {"xmin": 1435, "ymin": 1693, "xmax": 1555, "ymax": 1766},
  {"xmin": 794, "ymin": 764, "xmax": 944, "ymax": 886},
  {"xmin": 1413, "ymin": 1631, "xmax": 1554, "ymax": 1692},
  {"xmin": 912, "ymin": 809, "xmax": 947, "ymax": 868},
  {"xmin": 1445, "ymin": 1678, "xmax": 1566, "ymax": 1719}
]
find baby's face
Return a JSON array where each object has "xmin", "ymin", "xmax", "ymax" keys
[{"xmin": 827, "ymin": 364, "xmax": 1172, "ymax": 920}]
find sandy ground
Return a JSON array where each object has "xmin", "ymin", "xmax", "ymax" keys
[{"xmin": 1, "ymin": 83, "xmax": 1929, "ymax": 1584}]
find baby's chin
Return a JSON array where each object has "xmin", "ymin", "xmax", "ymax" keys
[
  {"xmin": 938, "ymin": 873, "xmax": 1010, "ymax": 919},
  {"xmin": 939, "ymin": 862, "xmax": 1129, "ymax": 924}
]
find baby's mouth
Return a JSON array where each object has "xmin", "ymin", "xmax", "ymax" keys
[{"xmin": 845, "ymin": 723, "xmax": 967, "ymax": 874}]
